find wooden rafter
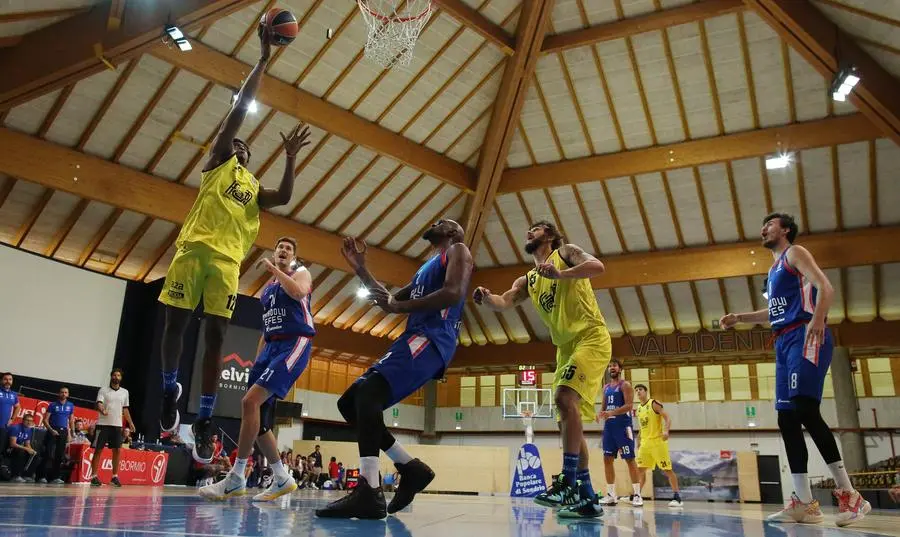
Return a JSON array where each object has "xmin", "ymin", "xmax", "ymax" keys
[
  {"xmin": 0, "ymin": 8, "xmax": 88, "ymax": 23},
  {"xmin": 44, "ymin": 199, "xmax": 89, "ymax": 257},
  {"xmin": 463, "ymin": 0, "xmax": 554, "ymax": 250},
  {"xmin": 0, "ymin": 1, "xmax": 257, "ymax": 109},
  {"xmin": 312, "ymin": 274, "xmax": 355, "ymax": 317},
  {"xmin": 745, "ymin": 0, "xmax": 900, "ymax": 144},
  {"xmin": 137, "ymin": 227, "xmax": 180, "ymax": 281},
  {"xmin": 433, "ymin": 0, "xmax": 516, "ymax": 55},
  {"xmin": 79, "ymin": 208, "xmax": 123, "ymax": 267},
  {"xmin": 108, "ymin": 217, "xmax": 153, "ymax": 274},
  {"xmin": 12, "ymin": 190, "xmax": 54, "ymax": 247}
]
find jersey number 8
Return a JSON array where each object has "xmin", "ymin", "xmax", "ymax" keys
[{"xmin": 790, "ymin": 373, "xmax": 798, "ymax": 390}]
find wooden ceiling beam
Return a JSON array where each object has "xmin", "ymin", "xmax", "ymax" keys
[
  {"xmin": 499, "ymin": 114, "xmax": 879, "ymax": 192},
  {"xmin": 472, "ymin": 226, "xmax": 900, "ymax": 291},
  {"xmin": 152, "ymin": 42, "xmax": 476, "ymax": 192},
  {"xmin": 433, "ymin": 0, "xmax": 516, "ymax": 55},
  {"xmin": 542, "ymin": 0, "xmax": 744, "ymax": 55},
  {"xmin": 464, "ymin": 0, "xmax": 554, "ymax": 250},
  {"xmin": 745, "ymin": 0, "xmax": 900, "ymax": 145},
  {"xmin": 0, "ymin": 128, "xmax": 420, "ymax": 287},
  {"xmin": 0, "ymin": 0, "xmax": 256, "ymax": 109}
]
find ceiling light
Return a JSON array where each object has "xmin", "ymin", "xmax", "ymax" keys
[
  {"xmin": 831, "ymin": 66, "xmax": 860, "ymax": 102},
  {"xmin": 248, "ymin": 100, "xmax": 258, "ymax": 114},
  {"xmin": 176, "ymin": 39, "xmax": 192, "ymax": 52},
  {"xmin": 765, "ymin": 154, "xmax": 791, "ymax": 170},
  {"xmin": 165, "ymin": 25, "xmax": 184, "ymax": 40},
  {"xmin": 357, "ymin": 287, "xmax": 370, "ymax": 298}
]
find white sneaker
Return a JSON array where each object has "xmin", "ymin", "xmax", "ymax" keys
[
  {"xmin": 253, "ymin": 475, "xmax": 297, "ymax": 502},
  {"xmin": 198, "ymin": 472, "xmax": 246, "ymax": 501},
  {"xmin": 766, "ymin": 493, "xmax": 824, "ymax": 523},
  {"xmin": 834, "ymin": 488, "xmax": 871, "ymax": 527},
  {"xmin": 597, "ymin": 494, "xmax": 617, "ymax": 506},
  {"xmin": 37, "ymin": 478, "xmax": 48, "ymax": 484},
  {"xmin": 668, "ymin": 497, "xmax": 683, "ymax": 508},
  {"xmin": 51, "ymin": 479, "xmax": 65, "ymax": 485},
  {"xmin": 631, "ymin": 495, "xmax": 644, "ymax": 507}
]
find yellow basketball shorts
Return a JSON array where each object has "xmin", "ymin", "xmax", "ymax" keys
[
  {"xmin": 637, "ymin": 439, "xmax": 672, "ymax": 471},
  {"xmin": 554, "ymin": 326, "xmax": 612, "ymax": 422},
  {"xmin": 158, "ymin": 242, "xmax": 240, "ymax": 319}
]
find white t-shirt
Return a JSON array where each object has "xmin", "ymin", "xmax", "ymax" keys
[{"xmin": 96, "ymin": 386, "xmax": 129, "ymax": 427}]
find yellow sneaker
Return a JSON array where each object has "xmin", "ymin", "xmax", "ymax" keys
[{"xmin": 253, "ymin": 475, "xmax": 297, "ymax": 502}]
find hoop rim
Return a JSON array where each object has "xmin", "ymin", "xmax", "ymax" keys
[
  {"xmin": 358, "ymin": 0, "xmax": 431, "ymax": 23},
  {"xmin": 520, "ymin": 410, "xmax": 534, "ymax": 418}
]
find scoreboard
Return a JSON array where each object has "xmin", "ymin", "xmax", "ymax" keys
[{"xmin": 518, "ymin": 365, "xmax": 536, "ymax": 386}]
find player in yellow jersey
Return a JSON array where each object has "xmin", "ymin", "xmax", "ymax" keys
[
  {"xmin": 157, "ymin": 27, "xmax": 311, "ymax": 463},
  {"xmin": 474, "ymin": 220, "xmax": 610, "ymax": 519},
  {"xmin": 634, "ymin": 384, "xmax": 682, "ymax": 507}
]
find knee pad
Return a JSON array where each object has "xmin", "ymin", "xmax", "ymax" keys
[{"xmin": 258, "ymin": 399, "xmax": 276, "ymax": 437}]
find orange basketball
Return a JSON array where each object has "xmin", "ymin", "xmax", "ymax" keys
[{"xmin": 259, "ymin": 7, "xmax": 298, "ymax": 46}]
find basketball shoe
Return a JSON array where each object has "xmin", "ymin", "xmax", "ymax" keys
[
  {"xmin": 534, "ymin": 474, "xmax": 579, "ymax": 508},
  {"xmin": 834, "ymin": 488, "xmax": 871, "ymax": 527},
  {"xmin": 766, "ymin": 493, "xmax": 824, "ymax": 523},
  {"xmin": 253, "ymin": 474, "xmax": 297, "ymax": 502},
  {"xmin": 192, "ymin": 417, "xmax": 215, "ymax": 464},
  {"xmin": 315, "ymin": 476, "xmax": 387, "ymax": 519},
  {"xmin": 557, "ymin": 494, "xmax": 603, "ymax": 519},
  {"xmin": 199, "ymin": 472, "xmax": 246, "ymax": 500},
  {"xmin": 160, "ymin": 382, "xmax": 182, "ymax": 433},
  {"xmin": 387, "ymin": 459, "xmax": 435, "ymax": 513}
]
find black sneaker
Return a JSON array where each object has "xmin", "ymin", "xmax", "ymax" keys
[
  {"xmin": 387, "ymin": 459, "xmax": 435, "ymax": 514},
  {"xmin": 91, "ymin": 476, "xmax": 102, "ymax": 487},
  {"xmin": 535, "ymin": 474, "xmax": 577, "ymax": 508},
  {"xmin": 315, "ymin": 476, "xmax": 387, "ymax": 519},
  {"xmin": 111, "ymin": 476, "xmax": 122, "ymax": 488},
  {"xmin": 558, "ymin": 494, "xmax": 603, "ymax": 519},
  {"xmin": 191, "ymin": 418, "xmax": 215, "ymax": 464},
  {"xmin": 160, "ymin": 382, "xmax": 182, "ymax": 433}
]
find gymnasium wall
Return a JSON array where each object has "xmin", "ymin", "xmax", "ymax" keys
[{"xmin": 0, "ymin": 245, "xmax": 125, "ymax": 387}]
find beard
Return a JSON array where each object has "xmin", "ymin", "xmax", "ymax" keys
[
  {"xmin": 762, "ymin": 237, "xmax": 778, "ymax": 250},
  {"xmin": 422, "ymin": 227, "xmax": 443, "ymax": 242},
  {"xmin": 609, "ymin": 370, "xmax": 619, "ymax": 380},
  {"xmin": 524, "ymin": 237, "xmax": 543, "ymax": 254}
]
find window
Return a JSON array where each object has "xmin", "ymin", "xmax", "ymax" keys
[
  {"xmin": 480, "ymin": 375, "xmax": 496, "ymax": 407},
  {"xmin": 460, "ymin": 376, "xmax": 476, "ymax": 407},
  {"xmin": 822, "ymin": 370, "xmax": 834, "ymax": 398},
  {"xmin": 868, "ymin": 358, "xmax": 895, "ymax": 396},
  {"xmin": 854, "ymin": 368, "xmax": 866, "ymax": 398},
  {"xmin": 757, "ymin": 363, "xmax": 775, "ymax": 400},
  {"xmin": 678, "ymin": 366, "xmax": 700, "ymax": 402},
  {"xmin": 541, "ymin": 372, "xmax": 555, "ymax": 389},
  {"xmin": 703, "ymin": 365, "xmax": 725, "ymax": 401},
  {"xmin": 616, "ymin": 368, "xmax": 650, "ymax": 403},
  {"xmin": 729, "ymin": 364, "xmax": 752, "ymax": 400},
  {"xmin": 499, "ymin": 374, "xmax": 516, "ymax": 407}
]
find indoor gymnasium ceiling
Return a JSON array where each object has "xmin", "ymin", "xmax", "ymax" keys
[{"xmin": 1, "ymin": 0, "xmax": 899, "ymax": 367}]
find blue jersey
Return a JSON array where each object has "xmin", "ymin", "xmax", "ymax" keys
[
  {"xmin": 406, "ymin": 250, "xmax": 466, "ymax": 364},
  {"xmin": 0, "ymin": 388, "xmax": 18, "ymax": 425},
  {"xmin": 603, "ymin": 381, "xmax": 632, "ymax": 427},
  {"xmin": 47, "ymin": 401, "xmax": 74, "ymax": 430},
  {"xmin": 261, "ymin": 268, "xmax": 315, "ymax": 341},
  {"xmin": 8, "ymin": 423, "xmax": 33, "ymax": 445},
  {"xmin": 767, "ymin": 247, "xmax": 816, "ymax": 330}
]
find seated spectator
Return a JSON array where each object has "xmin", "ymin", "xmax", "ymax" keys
[
  {"xmin": 7, "ymin": 414, "xmax": 39, "ymax": 482},
  {"xmin": 211, "ymin": 434, "xmax": 223, "ymax": 459},
  {"xmin": 70, "ymin": 420, "xmax": 90, "ymax": 445},
  {"xmin": 383, "ymin": 470, "xmax": 399, "ymax": 492}
]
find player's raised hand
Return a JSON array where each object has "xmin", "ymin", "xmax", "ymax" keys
[
  {"xmin": 340, "ymin": 237, "xmax": 367, "ymax": 271},
  {"xmin": 258, "ymin": 24, "xmax": 272, "ymax": 61},
  {"xmin": 261, "ymin": 257, "xmax": 277, "ymax": 273},
  {"xmin": 537, "ymin": 262, "xmax": 562, "ymax": 279},
  {"xmin": 370, "ymin": 288, "xmax": 399, "ymax": 313},
  {"xmin": 281, "ymin": 123, "xmax": 311, "ymax": 157},
  {"xmin": 472, "ymin": 286, "xmax": 490, "ymax": 305},
  {"xmin": 719, "ymin": 313, "xmax": 738, "ymax": 329}
]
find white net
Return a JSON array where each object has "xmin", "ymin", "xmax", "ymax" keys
[{"xmin": 357, "ymin": 0, "xmax": 433, "ymax": 69}]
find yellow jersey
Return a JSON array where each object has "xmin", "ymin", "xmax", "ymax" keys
[
  {"xmin": 177, "ymin": 155, "xmax": 260, "ymax": 263},
  {"xmin": 637, "ymin": 398, "xmax": 664, "ymax": 441},
  {"xmin": 526, "ymin": 249, "xmax": 606, "ymax": 346}
]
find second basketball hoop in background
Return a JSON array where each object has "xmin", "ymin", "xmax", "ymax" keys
[{"xmin": 357, "ymin": 0, "xmax": 433, "ymax": 69}]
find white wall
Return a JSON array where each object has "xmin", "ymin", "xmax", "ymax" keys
[
  {"xmin": 291, "ymin": 389, "xmax": 425, "ymax": 431},
  {"xmin": 0, "ymin": 246, "xmax": 125, "ymax": 387}
]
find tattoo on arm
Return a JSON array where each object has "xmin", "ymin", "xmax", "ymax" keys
[{"xmin": 560, "ymin": 243, "xmax": 596, "ymax": 267}]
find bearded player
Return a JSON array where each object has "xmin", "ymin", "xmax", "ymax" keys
[
  {"xmin": 316, "ymin": 220, "xmax": 473, "ymax": 519},
  {"xmin": 720, "ymin": 213, "xmax": 869, "ymax": 527},
  {"xmin": 199, "ymin": 237, "xmax": 313, "ymax": 502},
  {"xmin": 157, "ymin": 27, "xmax": 311, "ymax": 463},
  {"xmin": 474, "ymin": 220, "xmax": 609, "ymax": 519},
  {"xmin": 597, "ymin": 359, "xmax": 642, "ymax": 507}
]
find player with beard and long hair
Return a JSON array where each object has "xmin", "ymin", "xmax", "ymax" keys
[
  {"xmin": 596, "ymin": 358, "xmax": 642, "ymax": 507},
  {"xmin": 473, "ymin": 220, "xmax": 610, "ymax": 519},
  {"xmin": 720, "ymin": 213, "xmax": 869, "ymax": 527},
  {"xmin": 316, "ymin": 219, "xmax": 473, "ymax": 519}
]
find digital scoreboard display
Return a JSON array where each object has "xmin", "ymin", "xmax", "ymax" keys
[{"xmin": 519, "ymin": 368, "xmax": 537, "ymax": 386}]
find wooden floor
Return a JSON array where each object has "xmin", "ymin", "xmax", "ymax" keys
[{"xmin": 0, "ymin": 484, "xmax": 897, "ymax": 536}]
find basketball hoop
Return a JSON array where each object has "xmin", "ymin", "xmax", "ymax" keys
[
  {"xmin": 521, "ymin": 409, "xmax": 534, "ymax": 444},
  {"xmin": 357, "ymin": 0, "xmax": 433, "ymax": 69}
]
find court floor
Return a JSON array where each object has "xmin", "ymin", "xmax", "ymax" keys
[{"xmin": 0, "ymin": 485, "xmax": 897, "ymax": 537}]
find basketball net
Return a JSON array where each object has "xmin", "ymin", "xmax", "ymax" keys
[
  {"xmin": 357, "ymin": 0, "xmax": 432, "ymax": 69},
  {"xmin": 521, "ymin": 410, "xmax": 534, "ymax": 445}
]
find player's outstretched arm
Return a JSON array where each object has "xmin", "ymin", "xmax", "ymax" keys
[
  {"xmin": 203, "ymin": 29, "xmax": 273, "ymax": 173},
  {"xmin": 390, "ymin": 243, "xmax": 474, "ymax": 313},
  {"xmin": 259, "ymin": 123, "xmax": 312, "ymax": 208},
  {"xmin": 472, "ymin": 276, "xmax": 528, "ymax": 311},
  {"xmin": 340, "ymin": 237, "xmax": 391, "ymax": 296},
  {"xmin": 719, "ymin": 309, "xmax": 769, "ymax": 329}
]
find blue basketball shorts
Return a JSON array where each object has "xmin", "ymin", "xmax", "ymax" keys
[
  {"xmin": 602, "ymin": 422, "xmax": 635, "ymax": 459},
  {"xmin": 358, "ymin": 332, "xmax": 448, "ymax": 407},
  {"xmin": 774, "ymin": 324, "xmax": 833, "ymax": 411},
  {"xmin": 248, "ymin": 336, "xmax": 312, "ymax": 400}
]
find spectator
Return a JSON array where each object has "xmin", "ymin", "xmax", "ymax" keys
[
  {"xmin": 329, "ymin": 456, "xmax": 339, "ymax": 482},
  {"xmin": 40, "ymin": 386, "xmax": 75, "ymax": 484},
  {"xmin": 89, "ymin": 369, "xmax": 136, "ymax": 487},
  {"xmin": 211, "ymin": 434, "xmax": 224, "ymax": 459},
  {"xmin": 161, "ymin": 431, "xmax": 185, "ymax": 446},
  {"xmin": 383, "ymin": 470, "xmax": 399, "ymax": 492},
  {"xmin": 309, "ymin": 445, "xmax": 323, "ymax": 486},
  {"xmin": 337, "ymin": 462, "xmax": 345, "ymax": 490},
  {"xmin": 70, "ymin": 420, "xmax": 89, "ymax": 445},
  {"xmin": 7, "ymin": 413, "xmax": 38, "ymax": 482},
  {"xmin": 0, "ymin": 373, "xmax": 20, "ymax": 441}
]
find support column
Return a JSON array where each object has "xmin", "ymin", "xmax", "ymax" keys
[
  {"xmin": 421, "ymin": 380, "xmax": 438, "ymax": 445},
  {"xmin": 830, "ymin": 347, "xmax": 867, "ymax": 472}
]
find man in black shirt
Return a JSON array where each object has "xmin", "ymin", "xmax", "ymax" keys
[{"xmin": 309, "ymin": 445, "xmax": 323, "ymax": 488}]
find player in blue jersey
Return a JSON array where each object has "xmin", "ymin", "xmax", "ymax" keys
[
  {"xmin": 316, "ymin": 220, "xmax": 473, "ymax": 519},
  {"xmin": 199, "ymin": 236, "xmax": 314, "ymax": 502},
  {"xmin": 596, "ymin": 359, "xmax": 642, "ymax": 507},
  {"xmin": 720, "ymin": 213, "xmax": 869, "ymax": 527},
  {"xmin": 41, "ymin": 387, "xmax": 74, "ymax": 484}
]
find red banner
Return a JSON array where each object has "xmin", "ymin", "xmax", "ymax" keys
[
  {"xmin": 13, "ymin": 396, "xmax": 99, "ymax": 429},
  {"xmin": 68, "ymin": 444, "xmax": 168, "ymax": 486}
]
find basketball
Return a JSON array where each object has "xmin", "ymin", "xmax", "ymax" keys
[{"xmin": 259, "ymin": 7, "xmax": 298, "ymax": 46}]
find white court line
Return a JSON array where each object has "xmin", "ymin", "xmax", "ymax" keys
[{"xmin": 0, "ymin": 522, "xmax": 241, "ymax": 537}]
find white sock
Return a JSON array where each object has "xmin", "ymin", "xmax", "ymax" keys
[
  {"xmin": 632, "ymin": 483, "xmax": 641, "ymax": 496},
  {"xmin": 792, "ymin": 473, "xmax": 813, "ymax": 503},
  {"xmin": 231, "ymin": 458, "xmax": 248, "ymax": 477},
  {"xmin": 607, "ymin": 484, "xmax": 616, "ymax": 497},
  {"xmin": 385, "ymin": 442, "xmax": 413, "ymax": 465},
  {"xmin": 828, "ymin": 461, "xmax": 853, "ymax": 490},
  {"xmin": 360, "ymin": 456, "xmax": 380, "ymax": 487},
  {"xmin": 270, "ymin": 461, "xmax": 289, "ymax": 481}
]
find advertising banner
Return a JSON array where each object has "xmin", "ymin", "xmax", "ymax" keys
[
  {"xmin": 653, "ymin": 450, "xmax": 739, "ymax": 501},
  {"xmin": 13, "ymin": 396, "xmax": 99, "ymax": 429},
  {"xmin": 510, "ymin": 443, "xmax": 547, "ymax": 498}
]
